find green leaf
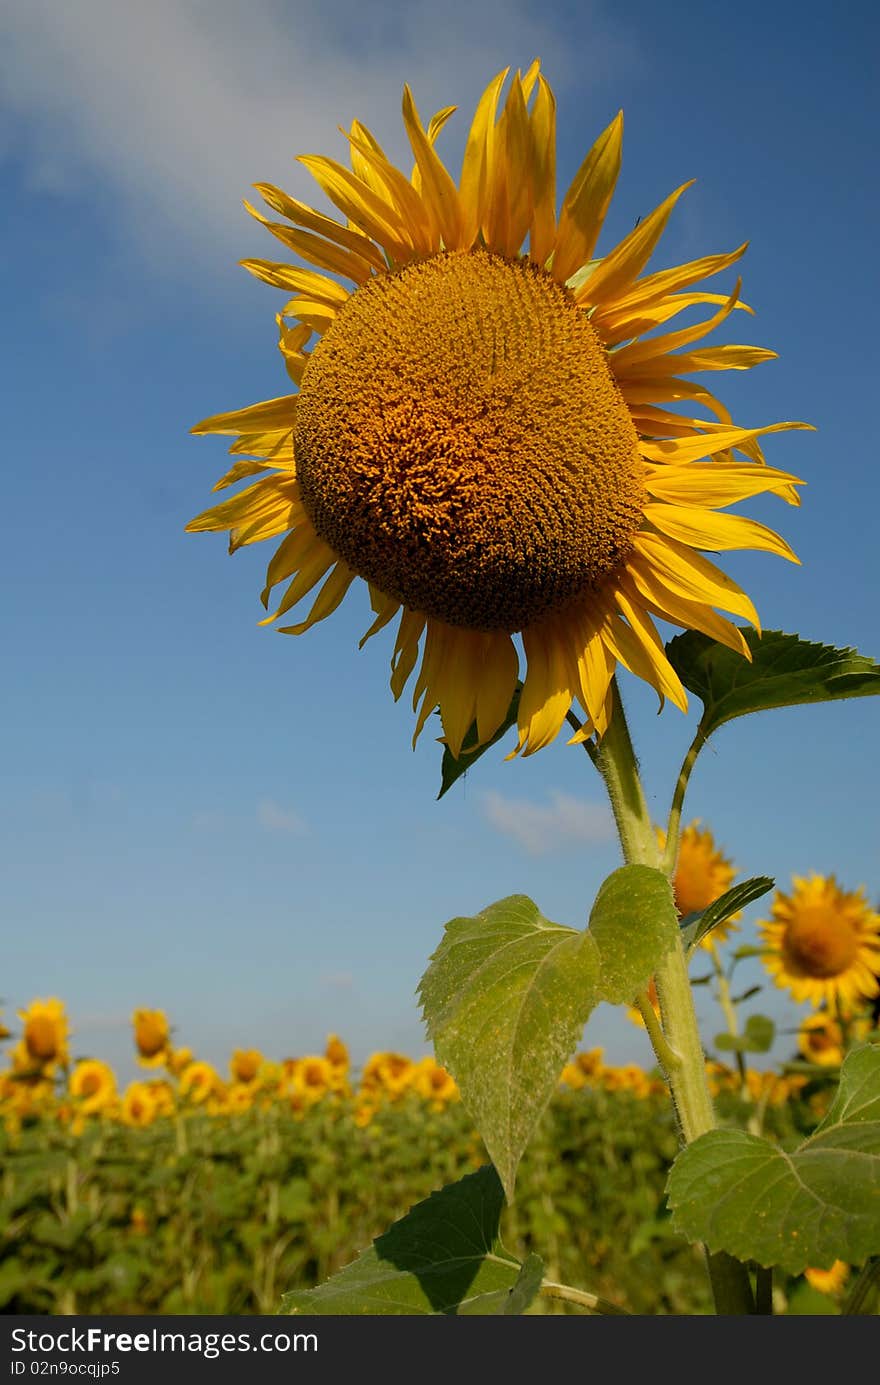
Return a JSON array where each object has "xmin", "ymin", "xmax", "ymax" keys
[
  {"xmin": 419, "ymin": 896, "xmax": 600, "ymax": 1199},
  {"xmin": 714, "ymin": 1014, "xmax": 775, "ymax": 1054},
  {"xmin": 281, "ymin": 1166, "xmax": 523, "ymax": 1315},
  {"xmin": 680, "ymin": 876, "xmax": 774, "ymax": 954},
  {"xmin": 498, "ymin": 1252, "xmax": 545, "ymax": 1315},
  {"xmin": 437, "ymin": 686, "xmax": 521, "ymax": 799},
  {"xmin": 666, "ymin": 629, "xmax": 880, "ymax": 739},
  {"xmin": 589, "ymin": 865, "xmax": 679, "ymax": 1004},
  {"xmin": 666, "ymin": 1045, "xmax": 880, "ymax": 1273}
]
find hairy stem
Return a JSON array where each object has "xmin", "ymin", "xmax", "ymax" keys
[
  {"xmin": 664, "ymin": 724, "xmax": 707, "ymax": 873},
  {"xmin": 540, "ymin": 1279, "xmax": 631, "ymax": 1315}
]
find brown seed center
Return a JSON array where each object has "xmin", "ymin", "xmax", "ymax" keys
[{"xmin": 294, "ymin": 250, "xmax": 645, "ymax": 631}]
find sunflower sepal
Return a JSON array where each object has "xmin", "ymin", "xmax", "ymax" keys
[
  {"xmin": 436, "ymin": 686, "xmax": 522, "ymax": 799},
  {"xmin": 666, "ymin": 1044, "xmax": 880, "ymax": 1275}
]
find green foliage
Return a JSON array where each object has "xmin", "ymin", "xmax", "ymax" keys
[
  {"xmin": 281, "ymin": 1166, "xmax": 529, "ymax": 1315},
  {"xmin": 679, "ymin": 877, "xmax": 774, "ymax": 955},
  {"xmin": 666, "ymin": 1046, "xmax": 880, "ymax": 1273},
  {"xmin": 1, "ymin": 1088, "xmax": 730, "ymax": 1315},
  {"xmin": 436, "ymin": 687, "xmax": 522, "ymax": 799},
  {"xmin": 419, "ymin": 896, "xmax": 600, "ymax": 1200},
  {"xmin": 666, "ymin": 629, "xmax": 880, "ymax": 739},
  {"xmin": 588, "ymin": 865, "xmax": 679, "ymax": 1004},
  {"xmin": 715, "ymin": 1015, "xmax": 775, "ymax": 1054}
]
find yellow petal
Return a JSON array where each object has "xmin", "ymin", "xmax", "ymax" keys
[
  {"xmin": 593, "ymin": 243, "xmax": 749, "ymax": 319},
  {"xmin": 254, "ymin": 183, "xmax": 386, "ymax": 269},
  {"xmin": 644, "ymin": 461, "xmax": 803, "ymax": 507},
  {"xmin": 344, "ymin": 123, "xmax": 435, "ymax": 254},
  {"xmin": 598, "ymin": 291, "xmax": 753, "ymax": 348},
  {"xmin": 359, "ymin": 587, "xmax": 400, "ymax": 648},
  {"xmin": 260, "ymin": 521, "xmax": 318, "ymax": 606},
  {"xmin": 612, "ymin": 279, "xmax": 743, "ymax": 372},
  {"xmin": 191, "ymin": 395, "xmax": 296, "ymax": 438},
  {"xmin": 211, "ymin": 459, "xmax": 269, "ymax": 493},
  {"xmin": 604, "ymin": 600, "xmax": 688, "ymax": 712},
  {"xmin": 640, "ymin": 422, "xmax": 812, "ymax": 465},
  {"xmin": 631, "ymin": 532, "xmax": 760, "ymax": 627},
  {"xmin": 645, "ymin": 504, "xmax": 800, "ymax": 562},
  {"xmin": 459, "ymin": 68, "xmax": 509, "ymax": 246},
  {"xmin": 297, "ymin": 155, "xmax": 414, "ymax": 262},
  {"xmin": 277, "ymin": 561, "xmax": 356, "ymax": 635},
  {"xmin": 240, "ymin": 258, "xmax": 350, "ymax": 304},
  {"xmin": 260, "ymin": 538, "xmax": 337, "ymax": 623},
  {"xmin": 244, "ymin": 200, "xmax": 374, "ymax": 285},
  {"xmin": 620, "ymin": 566, "xmax": 750, "ymax": 658},
  {"xmin": 186, "ymin": 474, "xmax": 298, "ymax": 537},
  {"xmin": 402, "ymin": 85, "xmax": 464, "ymax": 250},
  {"xmin": 552, "ymin": 111, "xmax": 623, "ymax": 286},
  {"xmin": 390, "ymin": 610, "xmax": 426, "ymax": 700},
  {"xmin": 515, "ymin": 623, "xmax": 572, "ymax": 756},
  {"xmin": 528, "ymin": 74, "xmax": 557, "ymax": 267},
  {"xmin": 474, "ymin": 632, "xmax": 519, "ymax": 745},
  {"xmin": 621, "ymin": 343, "xmax": 777, "ymax": 379},
  {"xmin": 575, "ymin": 181, "xmax": 694, "ymax": 307}
]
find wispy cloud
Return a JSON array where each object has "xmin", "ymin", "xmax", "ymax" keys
[
  {"xmin": 0, "ymin": 1, "xmax": 635, "ymax": 276},
  {"xmin": 483, "ymin": 789, "xmax": 614, "ymax": 857},
  {"xmin": 257, "ymin": 797, "xmax": 306, "ymax": 835}
]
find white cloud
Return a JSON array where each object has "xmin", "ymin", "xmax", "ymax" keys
[
  {"xmin": 0, "ymin": 1, "xmax": 635, "ymax": 275},
  {"xmin": 257, "ymin": 796, "xmax": 306, "ymax": 835},
  {"xmin": 483, "ymin": 789, "xmax": 614, "ymax": 856}
]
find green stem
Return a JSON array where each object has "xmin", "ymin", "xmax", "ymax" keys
[
  {"xmin": 842, "ymin": 1257, "xmax": 880, "ymax": 1315},
  {"xmin": 593, "ymin": 680, "xmax": 755, "ymax": 1315},
  {"xmin": 664, "ymin": 724, "xmax": 707, "ymax": 873},
  {"xmin": 755, "ymin": 1265, "xmax": 773, "ymax": 1315},
  {"xmin": 634, "ymin": 991, "xmax": 682, "ymax": 1073},
  {"xmin": 540, "ymin": 1279, "xmax": 631, "ymax": 1315},
  {"xmin": 712, "ymin": 947, "xmax": 748, "ymax": 1094}
]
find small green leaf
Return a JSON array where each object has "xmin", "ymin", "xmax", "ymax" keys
[
  {"xmin": 419, "ymin": 896, "xmax": 600, "ymax": 1199},
  {"xmin": 680, "ymin": 877, "xmax": 774, "ymax": 954},
  {"xmin": 437, "ymin": 686, "xmax": 521, "ymax": 799},
  {"xmin": 281, "ymin": 1166, "xmax": 523, "ymax": 1315},
  {"xmin": 666, "ymin": 629, "xmax": 880, "ymax": 739},
  {"xmin": 714, "ymin": 1014, "xmax": 775, "ymax": 1053},
  {"xmin": 499, "ymin": 1252, "xmax": 545, "ymax": 1315},
  {"xmin": 666, "ymin": 1045, "xmax": 880, "ymax": 1273},
  {"xmin": 589, "ymin": 865, "xmax": 679, "ymax": 1004}
]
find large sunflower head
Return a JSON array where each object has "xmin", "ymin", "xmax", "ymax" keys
[
  {"xmin": 17, "ymin": 998, "xmax": 69, "ymax": 1070},
  {"xmin": 189, "ymin": 63, "xmax": 808, "ymax": 757},
  {"xmin": 132, "ymin": 1009, "xmax": 171, "ymax": 1067},
  {"xmin": 69, "ymin": 1059, "xmax": 117, "ymax": 1114},
  {"xmin": 759, "ymin": 874, "xmax": 880, "ymax": 1009}
]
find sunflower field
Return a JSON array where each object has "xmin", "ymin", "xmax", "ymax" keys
[{"xmin": 4, "ymin": 834, "xmax": 878, "ymax": 1317}]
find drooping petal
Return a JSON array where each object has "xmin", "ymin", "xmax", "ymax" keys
[{"xmin": 574, "ymin": 181, "xmax": 694, "ymax": 308}]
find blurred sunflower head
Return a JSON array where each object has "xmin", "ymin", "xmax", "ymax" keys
[
  {"xmin": 179, "ymin": 1060, "xmax": 223, "ymax": 1105},
  {"xmin": 660, "ymin": 820, "xmax": 739, "ymax": 948},
  {"xmin": 132, "ymin": 1009, "xmax": 171, "ymax": 1067},
  {"xmin": 167, "ymin": 1045, "xmax": 194, "ymax": 1077},
  {"xmin": 188, "ymin": 62, "xmax": 808, "ymax": 758},
  {"xmin": 69, "ymin": 1059, "xmax": 116, "ymax": 1114},
  {"xmin": 759, "ymin": 874, "xmax": 880, "ymax": 1009},
  {"xmin": 413, "ymin": 1056, "xmax": 459, "ymax": 1107},
  {"xmin": 121, "ymin": 1082, "xmax": 158, "ymax": 1128},
  {"xmin": 17, "ymin": 998, "xmax": 69, "ymax": 1070},
  {"xmin": 324, "ymin": 1033, "xmax": 349, "ymax": 1070},
  {"xmin": 230, "ymin": 1048, "xmax": 264, "ymax": 1084}
]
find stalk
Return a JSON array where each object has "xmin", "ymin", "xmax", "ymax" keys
[{"xmin": 592, "ymin": 681, "xmax": 755, "ymax": 1314}]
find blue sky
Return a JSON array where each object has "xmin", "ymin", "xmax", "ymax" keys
[{"xmin": 2, "ymin": 0, "xmax": 878, "ymax": 1084}]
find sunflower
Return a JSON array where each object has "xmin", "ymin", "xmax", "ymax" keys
[
  {"xmin": 121, "ymin": 1081, "xmax": 158, "ymax": 1128},
  {"xmin": 230, "ymin": 1048, "xmax": 264, "ymax": 1084},
  {"xmin": 17, "ymin": 998, "xmax": 69, "ymax": 1070},
  {"xmin": 759, "ymin": 874, "xmax": 880, "ymax": 1009},
  {"xmin": 413, "ymin": 1056, "xmax": 459, "ymax": 1107},
  {"xmin": 660, "ymin": 820, "xmax": 740, "ymax": 948},
  {"xmin": 325, "ymin": 1033, "xmax": 350, "ymax": 1071},
  {"xmin": 795, "ymin": 1011, "xmax": 870, "ymax": 1067},
  {"xmin": 188, "ymin": 62, "xmax": 808, "ymax": 757},
  {"xmin": 292, "ymin": 1055, "xmax": 338, "ymax": 1102},
  {"xmin": 69, "ymin": 1059, "xmax": 116, "ymax": 1114},
  {"xmin": 178, "ymin": 1060, "xmax": 223, "ymax": 1105},
  {"xmin": 361, "ymin": 1051, "xmax": 415, "ymax": 1098},
  {"xmin": 132, "ymin": 1009, "xmax": 171, "ymax": 1068}
]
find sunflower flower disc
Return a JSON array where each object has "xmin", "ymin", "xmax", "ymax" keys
[
  {"xmin": 296, "ymin": 250, "xmax": 645, "ymax": 632},
  {"xmin": 189, "ymin": 64, "xmax": 809, "ymax": 757}
]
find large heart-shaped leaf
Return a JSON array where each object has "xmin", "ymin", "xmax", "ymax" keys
[
  {"xmin": 281, "ymin": 1166, "xmax": 533, "ymax": 1314},
  {"xmin": 419, "ymin": 896, "xmax": 600, "ymax": 1199},
  {"xmin": 666, "ymin": 1045, "xmax": 880, "ymax": 1272}
]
